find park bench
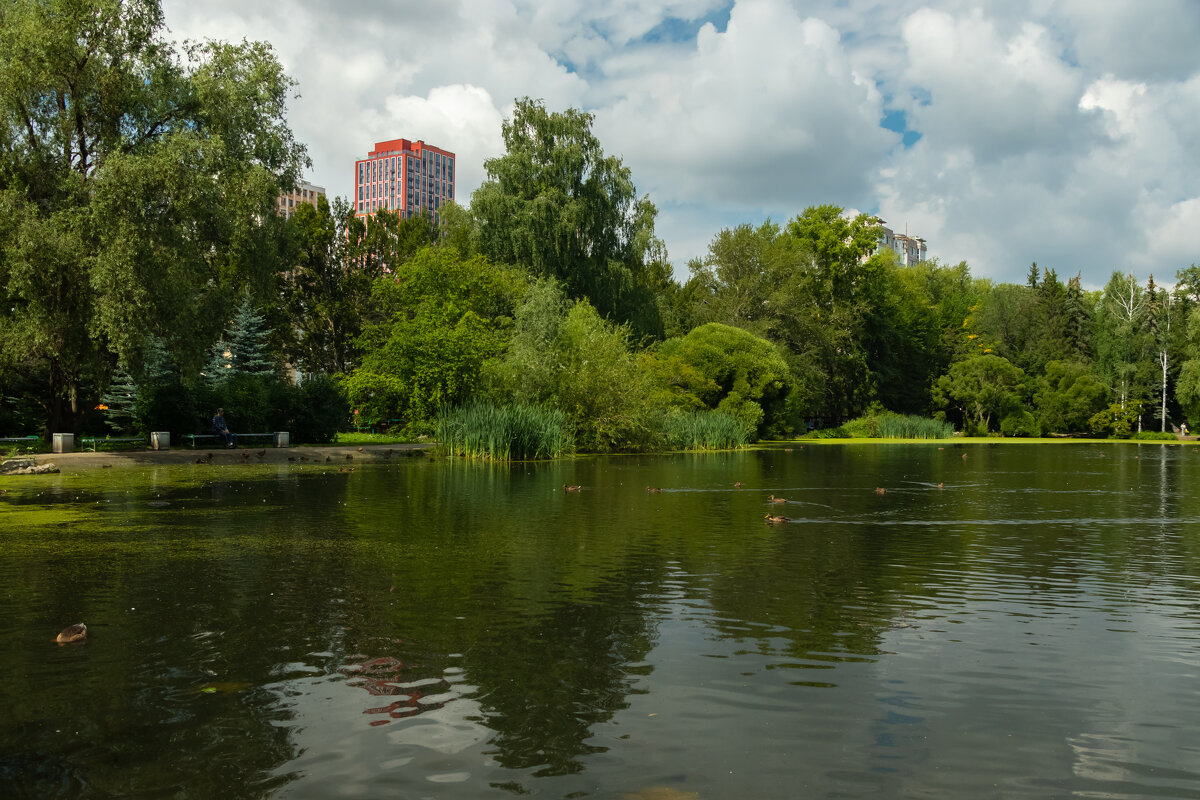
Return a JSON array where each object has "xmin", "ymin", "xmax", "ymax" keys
[
  {"xmin": 0, "ymin": 435, "xmax": 40, "ymax": 452},
  {"xmin": 79, "ymin": 436, "xmax": 146, "ymax": 451},
  {"xmin": 184, "ymin": 432, "xmax": 282, "ymax": 448}
]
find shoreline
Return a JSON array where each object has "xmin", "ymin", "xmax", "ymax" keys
[{"xmin": 7, "ymin": 443, "xmax": 435, "ymax": 474}]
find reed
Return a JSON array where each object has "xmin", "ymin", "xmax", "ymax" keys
[
  {"xmin": 662, "ymin": 409, "xmax": 751, "ymax": 450},
  {"xmin": 437, "ymin": 402, "xmax": 574, "ymax": 460},
  {"xmin": 875, "ymin": 413, "xmax": 954, "ymax": 439}
]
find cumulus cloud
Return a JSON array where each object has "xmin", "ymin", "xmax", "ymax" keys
[{"xmin": 159, "ymin": 0, "xmax": 1200, "ymax": 285}]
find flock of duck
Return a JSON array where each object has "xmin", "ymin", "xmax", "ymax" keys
[{"xmin": 561, "ymin": 480, "xmax": 945, "ymax": 524}]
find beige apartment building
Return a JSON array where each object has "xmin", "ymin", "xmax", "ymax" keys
[{"xmin": 276, "ymin": 179, "xmax": 327, "ymax": 219}]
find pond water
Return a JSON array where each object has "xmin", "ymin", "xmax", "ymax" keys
[{"xmin": 3, "ymin": 443, "xmax": 1200, "ymax": 798}]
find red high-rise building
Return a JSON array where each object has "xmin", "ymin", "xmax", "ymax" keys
[{"xmin": 353, "ymin": 138, "xmax": 455, "ymax": 220}]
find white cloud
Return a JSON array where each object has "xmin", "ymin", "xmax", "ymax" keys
[{"xmin": 159, "ymin": 0, "xmax": 1200, "ymax": 286}]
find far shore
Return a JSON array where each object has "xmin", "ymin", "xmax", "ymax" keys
[{"xmin": 7, "ymin": 443, "xmax": 434, "ymax": 474}]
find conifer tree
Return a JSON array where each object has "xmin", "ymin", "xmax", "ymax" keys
[{"xmin": 205, "ymin": 298, "xmax": 275, "ymax": 384}]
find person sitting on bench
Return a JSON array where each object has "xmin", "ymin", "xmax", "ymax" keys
[{"xmin": 212, "ymin": 408, "xmax": 234, "ymax": 448}]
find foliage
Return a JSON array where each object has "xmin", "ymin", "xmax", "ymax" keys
[
  {"xmin": 660, "ymin": 409, "xmax": 751, "ymax": 450},
  {"xmin": 437, "ymin": 402, "xmax": 573, "ymax": 460},
  {"xmin": 1130, "ymin": 430, "xmax": 1177, "ymax": 441},
  {"xmin": 1033, "ymin": 361, "xmax": 1109, "ymax": 433},
  {"xmin": 875, "ymin": 414, "xmax": 955, "ymax": 439},
  {"xmin": 548, "ymin": 302, "xmax": 659, "ymax": 452},
  {"xmin": 933, "ymin": 354, "xmax": 1027, "ymax": 435},
  {"xmin": 651, "ymin": 323, "xmax": 793, "ymax": 439},
  {"xmin": 809, "ymin": 412, "xmax": 952, "ymax": 439},
  {"xmin": 290, "ymin": 374, "xmax": 348, "ymax": 444},
  {"xmin": 1088, "ymin": 401, "xmax": 1145, "ymax": 438},
  {"xmin": 349, "ymin": 247, "xmax": 524, "ymax": 429},
  {"xmin": 470, "ymin": 97, "xmax": 666, "ymax": 338},
  {"xmin": 1000, "ymin": 410, "xmax": 1041, "ymax": 438},
  {"xmin": 0, "ymin": 0, "xmax": 308, "ymax": 432},
  {"xmin": 205, "ymin": 297, "xmax": 276, "ymax": 384},
  {"xmin": 286, "ymin": 196, "xmax": 382, "ymax": 373}
]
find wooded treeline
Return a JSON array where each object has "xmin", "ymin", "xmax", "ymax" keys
[{"xmin": 2, "ymin": 0, "xmax": 1197, "ymax": 449}]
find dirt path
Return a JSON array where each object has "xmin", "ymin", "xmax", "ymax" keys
[{"xmin": 15, "ymin": 443, "xmax": 434, "ymax": 474}]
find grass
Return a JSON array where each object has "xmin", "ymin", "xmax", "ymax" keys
[
  {"xmin": 437, "ymin": 402, "xmax": 574, "ymax": 461},
  {"xmin": 805, "ymin": 412, "xmax": 954, "ymax": 440},
  {"xmin": 330, "ymin": 432, "xmax": 419, "ymax": 447},
  {"xmin": 661, "ymin": 409, "xmax": 751, "ymax": 450}
]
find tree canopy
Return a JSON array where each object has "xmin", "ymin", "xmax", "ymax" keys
[{"xmin": 0, "ymin": 0, "xmax": 307, "ymax": 432}]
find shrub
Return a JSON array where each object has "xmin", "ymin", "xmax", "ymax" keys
[
  {"xmin": 1131, "ymin": 431, "xmax": 1177, "ymax": 441},
  {"xmin": 1000, "ymin": 410, "xmax": 1041, "ymax": 438},
  {"xmin": 291, "ymin": 374, "xmax": 348, "ymax": 444}
]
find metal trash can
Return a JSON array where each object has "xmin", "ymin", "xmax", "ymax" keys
[
  {"xmin": 151, "ymin": 432, "xmax": 170, "ymax": 451},
  {"xmin": 52, "ymin": 433, "xmax": 74, "ymax": 454}
]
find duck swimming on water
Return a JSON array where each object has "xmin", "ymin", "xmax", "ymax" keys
[{"xmin": 55, "ymin": 623, "xmax": 86, "ymax": 644}]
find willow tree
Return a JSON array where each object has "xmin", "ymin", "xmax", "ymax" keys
[
  {"xmin": 470, "ymin": 97, "xmax": 667, "ymax": 339},
  {"xmin": 0, "ymin": 0, "xmax": 308, "ymax": 432}
]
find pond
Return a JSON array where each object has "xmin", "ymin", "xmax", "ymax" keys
[{"xmin": 3, "ymin": 443, "xmax": 1200, "ymax": 798}]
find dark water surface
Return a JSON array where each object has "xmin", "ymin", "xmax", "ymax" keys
[{"xmin": 4, "ymin": 443, "xmax": 1200, "ymax": 798}]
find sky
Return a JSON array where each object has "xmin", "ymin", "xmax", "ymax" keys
[{"xmin": 160, "ymin": 0, "xmax": 1200, "ymax": 288}]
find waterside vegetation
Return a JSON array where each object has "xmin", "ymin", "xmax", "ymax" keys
[{"xmin": 2, "ymin": 1, "xmax": 1197, "ymax": 461}]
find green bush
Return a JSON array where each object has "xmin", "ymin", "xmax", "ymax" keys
[
  {"xmin": 437, "ymin": 402, "xmax": 574, "ymax": 460},
  {"xmin": 1131, "ymin": 431, "xmax": 1177, "ymax": 441},
  {"xmin": 1000, "ymin": 410, "xmax": 1041, "ymax": 437},
  {"xmin": 291, "ymin": 374, "xmax": 348, "ymax": 444}
]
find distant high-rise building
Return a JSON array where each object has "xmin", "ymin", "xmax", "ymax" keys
[
  {"xmin": 874, "ymin": 221, "xmax": 928, "ymax": 265},
  {"xmin": 276, "ymin": 179, "xmax": 326, "ymax": 219},
  {"xmin": 353, "ymin": 138, "xmax": 455, "ymax": 220}
]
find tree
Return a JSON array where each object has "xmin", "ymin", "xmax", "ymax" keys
[
  {"xmin": 1034, "ymin": 361, "xmax": 1108, "ymax": 433},
  {"xmin": 651, "ymin": 323, "xmax": 793, "ymax": 439},
  {"xmin": 347, "ymin": 248, "xmax": 524, "ymax": 432},
  {"xmin": 933, "ymin": 354, "xmax": 1027, "ymax": 434},
  {"xmin": 470, "ymin": 97, "xmax": 666, "ymax": 338},
  {"xmin": 286, "ymin": 196, "xmax": 381, "ymax": 374},
  {"xmin": 205, "ymin": 297, "xmax": 275, "ymax": 383},
  {"xmin": 0, "ymin": 0, "xmax": 308, "ymax": 433}
]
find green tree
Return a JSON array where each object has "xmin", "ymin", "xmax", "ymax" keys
[
  {"xmin": 286, "ymin": 196, "xmax": 381, "ymax": 373},
  {"xmin": 470, "ymin": 97, "xmax": 666, "ymax": 338},
  {"xmin": 933, "ymin": 354, "xmax": 1027, "ymax": 434},
  {"xmin": 348, "ymin": 248, "xmax": 524, "ymax": 432},
  {"xmin": 0, "ymin": 0, "xmax": 307, "ymax": 433},
  {"xmin": 205, "ymin": 297, "xmax": 275, "ymax": 383},
  {"xmin": 1033, "ymin": 361, "xmax": 1108, "ymax": 433},
  {"xmin": 651, "ymin": 323, "xmax": 793, "ymax": 439}
]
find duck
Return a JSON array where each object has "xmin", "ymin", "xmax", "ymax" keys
[
  {"xmin": 874, "ymin": 487, "xmax": 886, "ymax": 495},
  {"xmin": 937, "ymin": 482, "xmax": 944, "ymax": 490},
  {"xmin": 563, "ymin": 484, "xmax": 582, "ymax": 492},
  {"xmin": 733, "ymin": 482, "xmax": 743, "ymax": 488},
  {"xmin": 256, "ymin": 450, "xmax": 266, "ymax": 458},
  {"xmin": 764, "ymin": 514, "xmax": 790, "ymax": 524},
  {"xmin": 55, "ymin": 623, "xmax": 87, "ymax": 644},
  {"xmin": 646, "ymin": 486, "xmax": 663, "ymax": 493},
  {"xmin": 767, "ymin": 494, "xmax": 787, "ymax": 504}
]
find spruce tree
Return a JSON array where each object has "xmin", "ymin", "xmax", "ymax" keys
[{"xmin": 205, "ymin": 298, "xmax": 274, "ymax": 384}]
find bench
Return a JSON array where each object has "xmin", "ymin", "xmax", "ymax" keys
[
  {"xmin": 0, "ymin": 435, "xmax": 40, "ymax": 452},
  {"xmin": 79, "ymin": 436, "xmax": 146, "ymax": 451},
  {"xmin": 184, "ymin": 432, "xmax": 280, "ymax": 448}
]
